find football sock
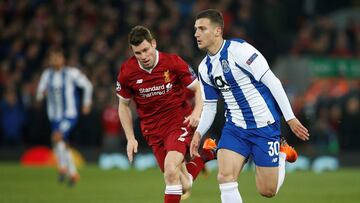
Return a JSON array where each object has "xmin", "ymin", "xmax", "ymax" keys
[
  {"xmin": 219, "ymin": 182, "xmax": 243, "ymax": 203},
  {"xmin": 186, "ymin": 156, "xmax": 205, "ymax": 181},
  {"xmin": 276, "ymin": 152, "xmax": 287, "ymax": 193},
  {"xmin": 164, "ymin": 185, "xmax": 182, "ymax": 203},
  {"xmin": 55, "ymin": 141, "xmax": 67, "ymax": 171},
  {"xmin": 66, "ymin": 148, "xmax": 78, "ymax": 176},
  {"xmin": 201, "ymin": 148, "xmax": 216, "ymax": 162}
]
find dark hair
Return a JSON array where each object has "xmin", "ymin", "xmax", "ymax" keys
[
  {"xmin": 196, "ymin": 9, "xmax": 224, "ymax": 30},
  {"xmin": 48, "ymin": 47, "xmax": 64, "ymax": 58},
  {"xmin": 128, "ymin": 25, "xmax": 154, "ymax": 46}
]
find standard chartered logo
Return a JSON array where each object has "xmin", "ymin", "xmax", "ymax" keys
[{"xmin": 139, "ymin": 83, "xmax": 173, "ymax": 98}]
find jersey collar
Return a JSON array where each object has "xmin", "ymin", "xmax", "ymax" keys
[
  {"xmin": 207, "ymin": 40, "xmax": 226, "ymax": 58},
  {"xmin": 138, "ymin": 50, "xmax": 159, "ymax": 73}
]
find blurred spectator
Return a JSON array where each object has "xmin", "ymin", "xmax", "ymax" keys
[
  {"xmin": 339, "ymin": 91, "xmax": 360, "ymax": 150},
  {"xmin": 0, "ymin": 86, "xmax": 26, "ymax": 145},
  {"xmin": 101, "ymin": 94, "xmax": 125, "ymax": 153},
  {"xmin": 0, "ymin": 0, "xmax": 358, "ymax": 155}
]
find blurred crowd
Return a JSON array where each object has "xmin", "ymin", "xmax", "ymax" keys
[{"xmin": 0, "ymin": 0, "xmax": 359, "ymax": 155}]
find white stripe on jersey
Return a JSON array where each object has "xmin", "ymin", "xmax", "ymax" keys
[
  {"xmin": 36, "ymin": 66, "xmax": 93, "ymax": 121},
  {"xmin": 198, "ymin": 39, "xmax": 281, "ymax": 129}
]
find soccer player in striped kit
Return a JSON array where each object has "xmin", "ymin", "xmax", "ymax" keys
[
  {"xmin": 36, "ymin": 49, "xmax": 93, "ymax": 186},
  {"xmin": 190, "ymin": 9, "xmax": 310, "ymax": 202}
]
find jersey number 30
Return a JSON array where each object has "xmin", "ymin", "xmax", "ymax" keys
[{"xmin": 267, "ymin": 141, "xmax": 279, "ymax": 156}]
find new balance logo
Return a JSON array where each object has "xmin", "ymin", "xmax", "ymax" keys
[
  {"xmin": 272, "ymin": 158, "xmax": 278, "ymax": 163},
  {"xmin": 136, "ymin": 79, "xmax": 143, "ymax": 84}
]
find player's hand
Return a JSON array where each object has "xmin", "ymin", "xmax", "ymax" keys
[
  {"xmin": 287, "ymin": 118, "xmax": 310, "ymax": 141},
  {"xmin": 184, "ymin": 112, "xmax": 200, "ymax": 128},
  {"xmin": 127, "ymin": 138, "xmax": 138, "ymax": 163},
  {"xmin": 82, "ymin": 105, "xmax": 91, "ymax": 115},
  {"xmin": 190, "ymin": 132, "xmax": 201, "ymax": 158}
]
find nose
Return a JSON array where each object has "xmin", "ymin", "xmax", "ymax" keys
[
  {"xmin": 194, "ymin": 29, "xmax": 199, "ymax": 38},
  {"xmin": 140, "ymin": 52, "xmax": 147, "ymax": 60}
]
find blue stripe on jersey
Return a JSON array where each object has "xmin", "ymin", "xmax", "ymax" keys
[
  {"xmin": 199, "ymin": 74, "xmax": 219, "ymax": 101},
  {"xmin": 205, "ymin": 56, "xmax": 214, "ymax": 83},
  {"xmin": 61, "ymin": 70, "xmax": 66, "ymax": 120},
  {"xmin": 220, "ymin": 40, "xmax": 257, "ymax": 128},
  {"xmin": 235, "ymin": 63, "xmax": 281, "ymax": 121},
  {"xmin": 230, "ymin": 38, "xmax": 246, "ymax": 44}
]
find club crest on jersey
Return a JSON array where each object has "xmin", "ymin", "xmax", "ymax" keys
[
  {"xmin": 221, "ymin": 60, "xmax": 230, "ymax": 73},
  {"xmin": 163, "ymin": 70, "xmax": 171, "ymax": 82}
]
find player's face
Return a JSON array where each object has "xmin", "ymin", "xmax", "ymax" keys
[
  {"xmin": 194, "ymin": 18, "xmax": 218, "ymax": 50},
  {"xmin": 131, "ymin": 39, "xmax": 157, "ymax": 69},
  {"xmin": 49, "ymin": 52, "xmax": 65, "ymax": 70}
]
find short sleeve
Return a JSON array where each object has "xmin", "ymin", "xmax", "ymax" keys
[
  {"xmin": 198, "ymin": 63, "xmax": 219, "ymax": 102},
  {"xmin": 116, "ymin": 64, "xmax": 132, "ymax": 100},
  {"xmin": 173, "ymin": 55, "xmax": 197, "ymax": 88}
]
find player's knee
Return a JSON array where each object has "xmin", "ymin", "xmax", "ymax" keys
[
  {"xmin": 52, "ymin": 131, "xmax": 63, "ymax": 143},
  {"xmin": 258, "ymin": 187, "xmax": 276, "ymax": 198},
  {"xmin": 217, "ymin": 171, "xmax": 236, "ymax": 183},
  {"xmin": 164, "ymin": 165, "xmax": 179, "ymax": 183}
]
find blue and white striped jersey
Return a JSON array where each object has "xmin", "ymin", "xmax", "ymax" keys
[
  {"xmin": 36, "ymin": 66, "xmax": 93, "ymax": 122},
  {"xmin": 198, "ymin": 39, "xmax": 282, "ymax": 129}
]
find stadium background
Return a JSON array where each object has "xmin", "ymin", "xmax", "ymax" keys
[{"xmin": 0, "ymin": 0, "xmax": 359, "ymax": 202}]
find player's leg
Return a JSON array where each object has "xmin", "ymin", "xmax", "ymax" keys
[
  {"xmin": 58, "ymin": 118, "xmax": 79, "ymax": 186},
  {"xmin": 150, "ymin": 141, "xmax": 187, "ymax": 203},
  {"xmin": 255, "ymin": 166, "xmax": 278, "ymax": 197},
  {"xmin": 217, "ymin": 149, "xmax": 246, "ymax": 203},
  {"xmin": 179, "ymin": 163, "xmax": 192, "ymax": 200},
  {"xmin": 255, "ymin": 151, "xmax": 289, "ymax": 197},
  {"xmin": 64, "ymin": 142, "xmax": 79, "ymax": 186},
  {"xmin": 216, "ymin": 123, "xmax": 250, "ymax": 203},
  {"xmin": 51, "ymin": 129, "xmax": 67, "ymax": 182},
  {"xmin": 252, "ymin": 122, "xmax": 287, "ymax": 197},
  {"xmin": 164, "ymin": 150, "xmax": 185, "ymax": 203}
]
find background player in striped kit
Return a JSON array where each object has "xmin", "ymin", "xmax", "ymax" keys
[
  {"xmin": 36, "ymin": 49, "xmax": 93, "ymax": 186},
  {"xmin": 190, "ymin": 9, "xmax": 310, "ymax": 203}
]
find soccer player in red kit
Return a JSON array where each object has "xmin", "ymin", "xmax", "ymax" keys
[{"xmin": 116, "ymin": 25, "xmax": 216, "ymax": 203}]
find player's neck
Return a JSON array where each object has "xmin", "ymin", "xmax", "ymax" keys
[
  {"xmin": 207, "ymin": 38, "xmax": 224, "ymax": 56},
  {"xmin": 54, "ymin": 66, "xmax": 64, "ymax": 71}
]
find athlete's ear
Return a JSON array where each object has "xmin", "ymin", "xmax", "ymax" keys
[
  {"xmin": 215, "ymin": 26, "xmax": 222, "ymax": 37},
  {"xmin": 151, "ymin": 39, "xmax": 157, "ymax": 49}
]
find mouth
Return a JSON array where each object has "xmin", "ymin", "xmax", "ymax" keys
[{"xmin": 142, "ymin": 60, "xmax": 151, "ymax": 67}]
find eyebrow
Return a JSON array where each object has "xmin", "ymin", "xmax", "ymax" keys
[{"xmin": 135, "ymin": 47, "xmax": 148, "ymax": 54}]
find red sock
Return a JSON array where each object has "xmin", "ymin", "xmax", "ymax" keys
[
  {"xmin": 186, "ymin": 156, "xmax": 205, "ymax": 181},
  {"xmin": 164, "ymin": 194, "xmax": 181, "ymax": 203},
  {"xmin": 164, "ymin": 185, "xmax": 182, "ymax": 203}
]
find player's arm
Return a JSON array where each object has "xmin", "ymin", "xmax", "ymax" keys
[
  {"xmin": 36, "ymin": 70, "xmax": 49, "ymax": 102},
  {"xmin": 73, "ymin": 68, "xmax": 93, "ymax": 115},
  {"xmin": 235, "ymin": 42, "xmax": 309, "ymax": 141},
  {"xmin": 184, "ymin": 80, "xmax": 203, "ymax": 128},
  {"xmin": 261, "ymin": 70, "xmax": 309, "ymax": 141},
  {"xmin": 118, "ymin": 97, "xmax": 138, "ymax": 163},
  {"xmin": 190, "ymin": 72, "xmax": 219, "ymax": 158}
]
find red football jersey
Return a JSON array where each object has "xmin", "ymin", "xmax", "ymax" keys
[{"xmin": 116, "ymin": 51, "xmax": 197, "ymax": 137}]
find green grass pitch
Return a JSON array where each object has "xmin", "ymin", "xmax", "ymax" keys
[{"xmin": 0, "ymin": 163, "xmax": 359, "ymax": 203}]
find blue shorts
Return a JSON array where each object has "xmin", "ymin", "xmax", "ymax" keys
[
  {"xmin": 218, "ymin": 121, "xmax": 281, "ymax": 167},
  {"xmin": 51, "ymin": 118, "xmax": 77, "ymax": 139}
]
